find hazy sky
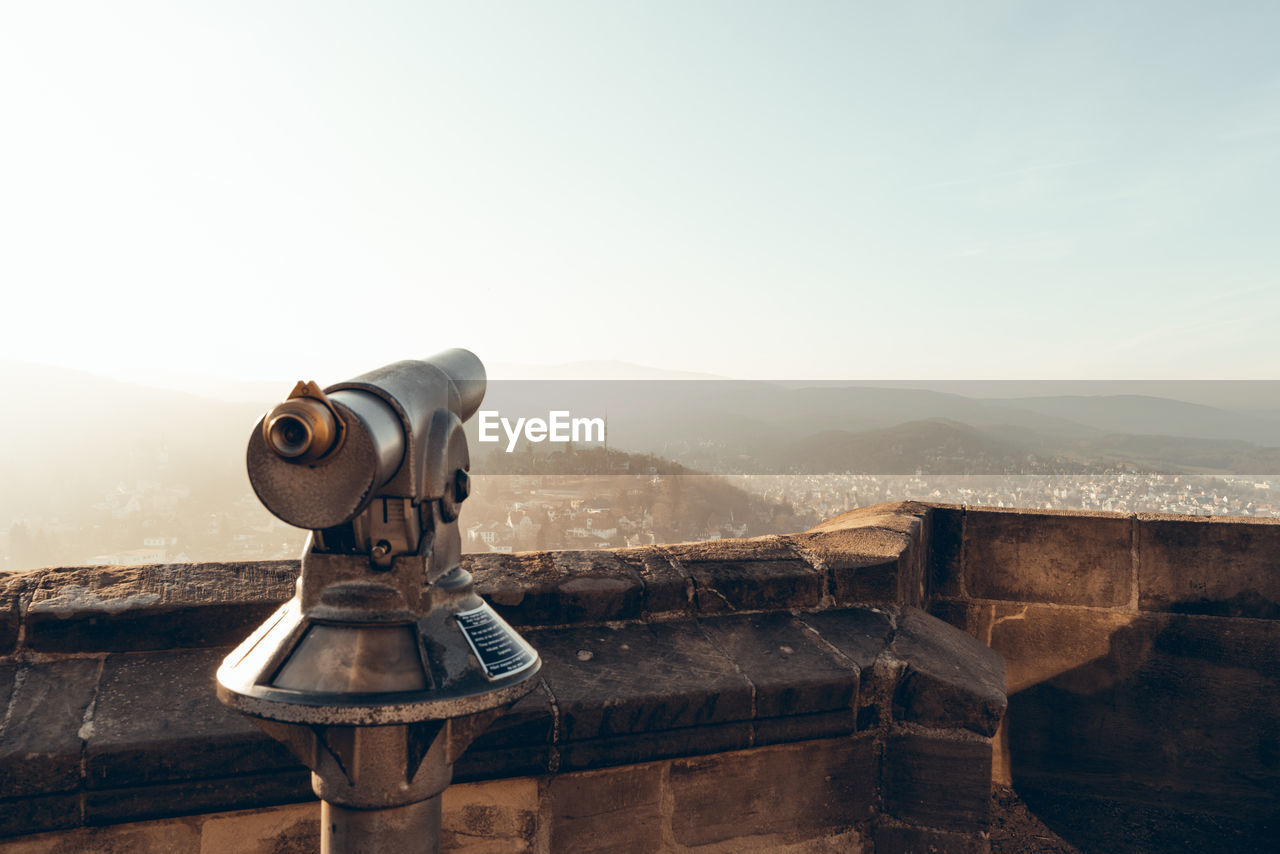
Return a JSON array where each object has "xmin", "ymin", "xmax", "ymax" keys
[{"xmin": 2, "ymin": 1, "xmax": 1278, "ymax": 385}]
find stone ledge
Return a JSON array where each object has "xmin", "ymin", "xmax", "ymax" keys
[
  {"xmin": 929, "ymin": 504, "xmax": 1280, "ymax": 621},
  {"xmin": 0, "ymin": 503, "xmax": 935, "ymax": 656},
  {"xmin": 0, "ymin": 601, "xmax": 1004, "ymax": 837}
]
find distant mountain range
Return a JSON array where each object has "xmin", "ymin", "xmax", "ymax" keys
[{"xmin": 5, "ymin": 358, "xmax": 1280, "ymax": 531}]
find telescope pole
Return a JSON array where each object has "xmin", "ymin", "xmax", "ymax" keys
[{"xmin": 322, "ymin": 797, "xmax": 442, "ymax": 854}]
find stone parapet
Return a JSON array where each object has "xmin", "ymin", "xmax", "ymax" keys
[
  {"xmin": 0, "ymin": 502, "xmax": 1007, "ymax": 852},
  {"xmin": 927, "ymin": 503, "xmax": 1280, "ymax": 841}
]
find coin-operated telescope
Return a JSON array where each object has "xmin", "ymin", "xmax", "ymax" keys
[{"xmin": 217, "ymin": 350, "xmax": 539, "ymax": 854}]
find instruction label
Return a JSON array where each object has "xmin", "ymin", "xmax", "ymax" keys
[{"xmin": 456, "ymin": 605, "xmax": 538, "ymax": 680}]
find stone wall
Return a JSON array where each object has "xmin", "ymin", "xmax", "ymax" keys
[
  {"xmin": 8, "ymin": 500, "xmax": 1274, "ymax": 851},
  {"xmin": 0, "ymin": 503, "xmax": 1004, "ymax": 853},
  {"xmin": 927, "ymin": 505, "xmax": 1280, "ymax": 844}
]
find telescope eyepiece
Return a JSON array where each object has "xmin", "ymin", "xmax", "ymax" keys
[{"xmin": 264, "ymin": 397, "xmax": 340, "ymax": 463}]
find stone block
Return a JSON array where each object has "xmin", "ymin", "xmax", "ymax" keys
[
  {"xmin": 467, "ymin": 678, "xmax": 555, "ymax": 750},
  {"xmin": 751, "ymin": 708, "xmax": 858, "ymax": 747},
  {"xmin": 441, "ymin": 778, "xmax": 538, "ymax": 854},
  {"xmin": 927, "ymin": 599, "xmax": 978, "ymax": 636},
  {"xmin": 930, "ymin": 506, "xmax": 965, "ymax": 599},
  {"xmin": 1138, "ymin": 515, "xmax": 1280, "ymax": 618},
  {"xmin": 806, "ymin": 502, "xmax": 933, "ymax": 534},
  {"xmin": 874, "ymin": 823, "xmax": 989, "ymax": 854},
  {"xmin": 0, "ymin": 573, "xmax": 23, "ymax": 655},
  {"xmin": 0, "ymin": 661, "xmax": 16, "ymax": 726},
  {"xmin": 548, "ymin": 550, "xmax": 643, "ymax": 623},
  {"xmin": 455, "ymin": 680, "xmax": 558, "ymax": 779},
  {"xmin": 470, "ymin": 552, "xmax": 566, "ymax": 627},
  {"xmin": 86, "ymin": 647, "xmax": 297, "ymax": 789},
  {"xmin": 984, "ymin": 604, "xmax": 1137, "ymax": 693},
  {"xmin": 790, "ymin": 527, "xmax": 911, "ymax": 606},
  {"xmin": 697, "ymin": 612, "xmax": 857, "ymax": 718},
  {"xmin": 664, "ymin": 537, "xmax": 823, "ymax": 613},
  {"xmin": 1013, "ymin": 783, "xmax": 1277, "ymax": 854},
  {"xmin": 547, "ymin": 762, "xmax": 664, "ymax": 854},
  {"xmin": 0, "ymin": 658, "xmax": 101, "ymax": 798},
  {"xmin": 25, "ymin": 603, "xmax": 286, "ymax": 655},
  {"xmin": 23, "ymin": 562, "xmax": 296, "ymax": 653},
  {"xmin": 474, "ymin": 548, "xmax": 647, "ymax": 626},
  {"xmin": 557, "ymin": 722, "xmax": 753, "ymax": 773},
  {"xmin": 669, "ymin": 737, "xmax": 876, "ymax": 847},
  {"xmin": 890, "ymin": 607, "xmax": 1006, "ymax": 736},
  {"xmin": 964, "ymin": 508, "xmax": 1133, "ymax": 607},
  {"xmin": 882, "ymin": 735, "xmax": 992, "ymax": 832},
  {"xmin": 1005, "ymin": 613, "xmax": 1280, "ymax": 815},
  {"xmin": 198, "ymin": 802, "xmax": 318, "ymax": 854},
  {"xmin": 614, "ymin": 546, "xmax": 692, "ymax": 616},
  {"xmin": 454, "ymin": 743, "xmax": 557, "ymax": 783},
  {"xmin": 0, "ymin": 812, "xmax": 203, "ymax": 852},
  {"xmin": 84, "ymin": 769, "xmax": 312, "ymax": 826},
  {"xmin": 794, "ymin": 607, "xmax": 894, "ymax": 674},
  {"xmin": 530, "ymin": 620, "xmax": 752, "ymax": 742},
  {"xmin": 0, "ymin": 792, "xmax": 82, "ymax": 838}
]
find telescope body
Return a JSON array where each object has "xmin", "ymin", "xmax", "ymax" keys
[{"xmin": 218, "ymin": 348, "xmax": 540, "ymax": 854}]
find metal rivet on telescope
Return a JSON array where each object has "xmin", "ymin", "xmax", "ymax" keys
[{"xmin": 218, "ymin": 350, "xmax": 540, "ymax": 854}]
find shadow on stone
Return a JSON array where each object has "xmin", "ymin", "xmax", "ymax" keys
[{"xmin": 1005, "ymin": 610, "xmax": 1280, "ymax": 853}]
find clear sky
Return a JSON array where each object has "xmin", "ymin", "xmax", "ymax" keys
[{"xmin": 2, "ymin": 1, "xmax": 1277, "ymax": 384}]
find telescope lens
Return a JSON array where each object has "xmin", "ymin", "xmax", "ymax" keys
[
  {"xmin": 262, "ymin": 395, "xmax": 341, "ymax": 463},
  {"xmin": 268, "ymin": 414, "xmax": 313, "ymax": 458}
]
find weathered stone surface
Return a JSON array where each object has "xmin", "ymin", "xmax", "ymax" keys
[
  {"xmin": 794, "ymin": 607, "xmax": 895, "ymax": 674},
  {"xmin": 927, "ymin": 599, "xmax": 978, "ymax": 635},
  {"xmin": 198, "ymin": 802, "xmax": 318, "ymax": 854},
  {"xmin": 22, "ymin": 563, "xmax": 297, "ymax": 654},
  {"xmin": 0, "ymin": 516, "xmax": 1018, "ymax": 843},
  {"xmin": 664, "ymin": 537, "xmax": 823, "ymax": 613},
  {"xmin": 0, "ymin": 658, "xmax": 100, "ymax": 798},
  {"xmin": 983, "ymin": 604, "xmax": 1136, "ymax": 693},
  {"xmin": 557, "ymin": 721, "xmax": 753, "ymax": 772},
  {"xmin": 891, "ymin": 607, "xmax": 1005, "ymax": 736},
  {"xmin": 469, "ymin": 552, "xmax": 565, "ymax": 627},
  {"xmin": 789, "ymin": 527, "xmax": 909, "ymax": 605},
  {"xmin": 530, "ymin": 620, "xmax": 752, "ymax": 742},
  {"xmin": 0, "ymin": 661, "xmax": 16, "ymax": 726},
  {"xmin": 669, "ymin": 737, "xmax": 876, "ymax": 847},
  {"xmin": 547, "ymin": 762, "xmax": 664, "ymax": 854},
  {"xmin": 963, "ymin": 508, "xmax": 1133, "ymax": 607},
  {"xmin": 751, "ymin": 708, "xmax": 857, "ymax": 747},
  {"xmin": 86, "ymin": 648, "xmax": 297, "ymax": 789},
  {"xmin": 698, "ymin": 612, "xmax": 857, "ymax": 718},
  {"xmin": 0, "ymin": 573, "xmax": 23, "ymax": 656},
  {"xmin": 547, "ymin": 551, "xmax": 643, "ymax": 623},
  {"xmin": 1014, "ymin": 782, "xmax": 1278, "ymax": 854},
  {"xmin": 467, "ymin": 678, "xmax": 555, "ymax": 750},
  {"xmin": 457, "ymin": 684, "xmax": 558, "ymax": 780},
  {"xmin": 882, "ymin": 735, "xmax": 992, "ymax": 832},
  {"xmin": 1138, "ymin": 514, "xmax": 1280, "ymax": 618},
  {"xmin": 874, "ymin": 822, "xmax": 990, "ymax": 854},
  {"xmin": 613, "ymin": 546, "xmax": 692, "ymax": 616},
  {"xmin": 455, "ymin": 743, "xmax": 557, "ymax": 783},
  {"xmin": 930, "ymin": 506, "xmax": 966, "ymax": 600},
  {"xmin": 0, "ymin": 792, "xmax": 82, "ymax": 838},
  {"xmin": 0, "ymin": 811, "xmax": 205, "ymax": 853},
  {"xmin": 84, "ymin": 770, "xmax": 311, "ymax": 826},
  {"xmin": 441, "ymin": 778, "xmax": 538, "ymax": 854},
  {"xmin": 806, "ymin": 501, "xmax": 934, "ymax": 534},
  {"xmin": 1005, "ymin": 613, "xmax": 1280, "ymax": 815},
  {"xmin": 473, "ymin": 549, "xmax": 650, "ymax": 626}
]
